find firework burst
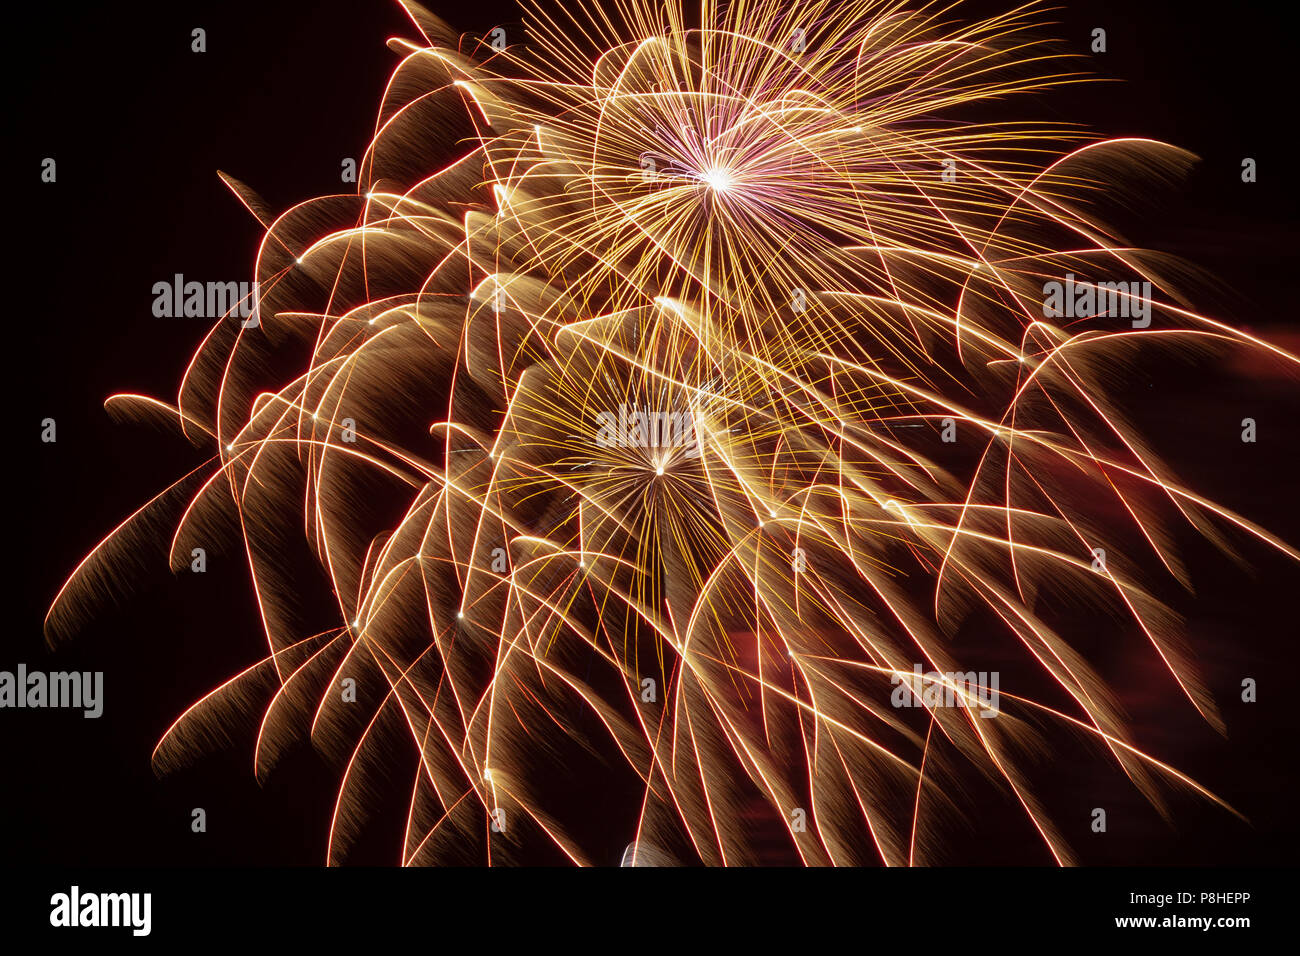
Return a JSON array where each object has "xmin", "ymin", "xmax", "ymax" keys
[{"xmin": 48, "ymin": 0, "xmax": 1299, "ymax": 865}]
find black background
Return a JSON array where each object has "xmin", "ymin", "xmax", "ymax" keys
[{"xmin": 5, "ymin": 0, "xmax": 1297, "ymax": 867}]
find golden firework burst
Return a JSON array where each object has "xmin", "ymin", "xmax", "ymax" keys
[{"xmin": 48, "ymin": 0, "xmax": 1298, "ymax": 865}]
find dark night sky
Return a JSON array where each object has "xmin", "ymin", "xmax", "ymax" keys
[{"xmin": 5, "ymin": 0, "xmax": 1297, "ymax": 867}]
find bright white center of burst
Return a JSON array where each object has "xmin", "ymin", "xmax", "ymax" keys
[{"xmin": 701, "ymin": 167, "xmax": 735, "ymax": 192}]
